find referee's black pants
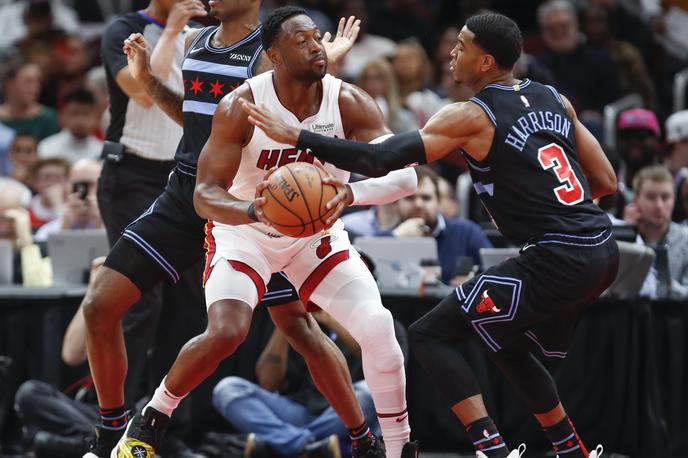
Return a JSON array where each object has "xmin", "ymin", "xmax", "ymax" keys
[{"xmin": 97, "ymin": 154, "xmax": 206, "ymax": 411}]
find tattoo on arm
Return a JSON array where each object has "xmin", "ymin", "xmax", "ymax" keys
[{"xmin": 144, "ymin": 75, "xmax": 184, "ymax": 126}]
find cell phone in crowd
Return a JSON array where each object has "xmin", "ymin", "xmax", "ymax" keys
[{"xmin": 72, "ymin": 181, "xmax": 89, "ymax": 200}]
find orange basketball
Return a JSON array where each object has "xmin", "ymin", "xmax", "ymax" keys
[{"xmin": 260, "ymin": 162, "xmax": 338, "ymax": 238}]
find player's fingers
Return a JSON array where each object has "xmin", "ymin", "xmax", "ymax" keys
[
  {"xmin": 349, "ymin": 20, "xmax": 361, "ymax": 40},
  {"xmin": 344, "ymin": 16, "xmax": 355, "ymax": 34},
  {"xmin": 262, "ymin": 166, "xmax": 278, "ymax": 180},
  {"xmin": 335, "ymin": 16, "xmax": 345, "ymax": 37},
  {"xmin": 254, "ymin": 196, "xmax": 267, "ymax": 207},
  {"xmin": 322, "ymin": 31, "xmax": 332, "ymax": 43}
]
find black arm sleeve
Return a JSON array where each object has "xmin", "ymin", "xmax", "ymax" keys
[{"xmin": 296, "ymin": 130, "xmax": 427, "ymax": 177}]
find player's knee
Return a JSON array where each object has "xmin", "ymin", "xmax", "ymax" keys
[
  {"xmin": 205, "ymin": 318, "xmax": 250, "ymax": 358},
  {"xmin": 82, "ymin": 269, "xmax": 138, "ymax": 330},
  {"xmin": 351, "ymin": 307, "xmax": 403, "ymax": 373}
]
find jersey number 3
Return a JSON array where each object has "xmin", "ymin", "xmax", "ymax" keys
[{"xmin": 537, "ymin": 143, "xmax": 584, "ymax": 205}]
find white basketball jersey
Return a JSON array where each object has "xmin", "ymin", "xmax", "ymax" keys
[{"xmin": 228, "ymin": 71, "xmax": 349, "ymax": 202}]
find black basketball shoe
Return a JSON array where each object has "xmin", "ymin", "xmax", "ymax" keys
[{"xmin": 111, "ymin": 406, "xmax": 170, "ymax": 458}]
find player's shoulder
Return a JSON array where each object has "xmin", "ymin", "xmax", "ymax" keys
[
  {"xmin": 215, "ymin": 83, "xmax": 254, "ymax": 115},
  {"xmin": 338, "ymin": 81, "xmax": 377, "ymax": 111}
]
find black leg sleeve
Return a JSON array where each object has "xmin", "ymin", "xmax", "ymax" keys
[
  {"xmin": 408, "ymin": 293, "xmax": 483, "ymax": 406},
  {"xmin": 487, "ymin": 349, "xmax": 561, "ymax": 414}
]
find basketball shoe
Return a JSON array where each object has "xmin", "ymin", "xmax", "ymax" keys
[
  {"xmin": 352, "ymin": 435, "xmax": 386, "ymax": 458},
  {"xmin": 401, "ymin": 441, "xmax": 420, "ymax": 458},
  {"xmin": 82, "ymin": 422, "xmax": 124, "ymax": 457},
  {"xmin": 557, "ymin": 444, "xmax": 603, "ymax": 458},
  {"xmin": 476, "ymin": 443, "xmax": 526, "ymax": 458},
  {"xmin": 110, "ymin": 406, "xmax": 170, "ymax": 458}
]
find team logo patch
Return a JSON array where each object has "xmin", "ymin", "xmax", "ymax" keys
[
  {"xmin": 314, "ymin": 236, "xmax": 333, "ymax": 259},
  {"xmin": 475, "ymin": 290, "xmax": 501, "ymax": 314}
]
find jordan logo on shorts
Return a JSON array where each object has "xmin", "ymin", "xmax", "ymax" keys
[
  {"xmin": 315, "ymin": 236, "xmax": 332, "ymax": 259},
  {"xmin": 475, "ymin": 290, "xmax": 501, "ymax": 314}
]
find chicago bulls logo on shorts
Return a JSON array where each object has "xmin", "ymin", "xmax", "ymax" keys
[{"xmin": 475, "ymin": 290, "xmax": 502, "ymax": 314}]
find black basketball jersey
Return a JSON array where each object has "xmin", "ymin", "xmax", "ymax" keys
[
  {"xmin": 465, "ymin": 79, "xmax": 610, "ymax": 245},
  {"xmin": 175, "ymin": 25, "xmax": 263, "ymax": 165}
]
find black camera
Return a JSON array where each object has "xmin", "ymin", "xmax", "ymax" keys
[{"xmin": 72, "ymin": 181, "xmax": 89, "ymax": 200}]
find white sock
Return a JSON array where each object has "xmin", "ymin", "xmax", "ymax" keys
[
  {"xmin": 145, "ymin": 378, "xmax": 187, "ymax": 417},
  {"xmin": 378, "ymin": 411, "xmax": 411, "ymax": 458}
]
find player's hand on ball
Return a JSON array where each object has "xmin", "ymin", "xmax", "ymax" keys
[
  {"xmin": 254, "ymin": 168, "xmax": 277, "ymax": 226},
  {"xmin": 123, "ymin": 33, "xmax": 152, "ymax": 82},
  {"xmin": 320, "ymin": 174, "xmax": 353, "ymax": 228},
  {"xmin": 242, "ymin": 101, "xmax": 300, "ymax": 145}
]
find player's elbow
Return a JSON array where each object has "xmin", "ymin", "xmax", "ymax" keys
[
  {"xmin": 193, "ymin": 183, "xmax": 212, "ymax": 219},
  {"xmin": 598, "ymin": 169, "xmax": 618, "ymax": 197}
]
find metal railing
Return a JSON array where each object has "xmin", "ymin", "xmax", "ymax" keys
[
  {"xmin": 603, "ymin": 93, "xmax": 644, "ymax": 151},
  {"xmin": 674, "ymin": 68, "xmax": 688, "ymax": 113}
]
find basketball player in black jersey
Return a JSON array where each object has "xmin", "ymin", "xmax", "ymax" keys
[
  {"xmin": 244, "ymin": 13, "xmax": 619, "ymax": 458},
  {"xmin": 81, "ymin": 2, "xmax": 382, "ymax": 458}
]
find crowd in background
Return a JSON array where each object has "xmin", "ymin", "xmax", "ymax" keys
[{"xmin": 1, "ymin": 0, "xmax": 688, "ymax": 455}]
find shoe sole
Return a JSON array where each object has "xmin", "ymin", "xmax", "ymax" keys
[{"xmin": 109, "ymin": 418, "xmax": 155, "ymax": 458}]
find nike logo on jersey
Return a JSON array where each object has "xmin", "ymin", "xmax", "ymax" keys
[
  {"xmin": 395, "ymin": 414, "xmax": 409, "ymax": 423},
  {"xmin": 188, "ymin": 47, "xmax": 203, "ymax": 55}
]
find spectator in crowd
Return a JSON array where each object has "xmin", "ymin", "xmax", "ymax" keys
[
  {"xmin": 27, "ymin": 157, "xmax": 69, "ymax": 230},
  {"xmin": 369, "ymin": 0, "xmax": 436, "ymax": 52},
  {"xmin": 212, "ymin": 309, "xmax": 383, "ymax": 458},
  {"xmin": 681, "ymin": 179, "xmax": 688, "ymax": 225},
  {"xmin": 627, "ymin": 166, "xmax": 688, "ymax": 299},
  {"xmin": 356, "ymin": 59, "xmax": 418, "ymax": 133},
  {"xmin": 582, "ymin": 4, "xmax": 656, "ymax": 110},
  {"xmin": 432, "ymin": 25, "xmax": 459, "ymax": 90},
  {"xmin": 616, "ymin": 108, "xmax": 662, "ymax": 190},
  {"xmin": 84, "ymin": 66, "xmax": 110, "ymax": 138},
  {"xmin": 342, "ymin": 202, "xmax": 402, "ymax": 238},
  {"xmin": 38, "ymin": 88, "xmax": 103, "ymax": 163},
  {"xmin": 536, "ymin": 0, "xmax": 621, "ymax": 133},
  {"xmin": 0, "ymin": 177, "xmax": 47, "ymax": 285},
  {"xmin": 663, "ymin": 110, "xmax": 688, "ymax": 222},
  {"xmin": 392, "ymin": 39, "xmax": 447, "ymax": 127},
  {"xmin": 640, "ymin": 0, "xmax": 688, "ymax": 62},
  {"xmin": 387, "ymin": 167, "xmax": 492, "ymax": 285},
  {"xmin": 0, "ymin": 0, "xmax": 79, "ymax": 51},
  {"xmin": 338, "ymin": 0, "xmax": 396, "ymax": 81},
  {"xmin": 0, "ymin": 57, "xmax": 60, "ymax": 141},
  {"xmin": 7, "ymin": 133, "xmax": 39, "ymax": 188},
  {"xmin": 0, "ymin": 122, "xmax": 15, "ymax": 176},
  {"xmin": 437, "ymin": 176, "xmax": 459, "ymax": 219},
  {"xmin": 35, "ymin": 158, "xmax": 102, "ymax": 241}
]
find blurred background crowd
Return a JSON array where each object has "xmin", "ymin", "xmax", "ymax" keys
[
  {"xmin": 0, "ymin": 0, "xmax": 687, "ymax": 288},
  {"xmin": 0, "ymin": 0, "xmax": 687, "ymax": 456}
]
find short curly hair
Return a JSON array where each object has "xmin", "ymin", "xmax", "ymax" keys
[
  {"xmin": 465, "ymin": 13, "xmax": 522, "ymax": 70},
  {"xmin": 261, "ymin": 6, "xmax": 308, "ymax": 51}
]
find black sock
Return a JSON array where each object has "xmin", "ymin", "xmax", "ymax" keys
[
  {"xmin": 99, "ymin": 405, "xmax": 128, "ymax": 434},
  {"xmin": 349, "ymin": 421, "xmax": 374, "ymax": 450},
  {"xmin": 544, "ymin": 416, "xmax": 588, "ymax": 458},
  {"xmin": 466, "ymin": 417, "xmax": 508, "ymax": 457}
]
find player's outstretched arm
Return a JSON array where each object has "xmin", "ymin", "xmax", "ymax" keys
[
  {"xmin": 123, "ymin": 33, "xmax": 185, "ymax": 126},
  {"xmin": 194, "ymin": 86, "xmax": 258, "ymax": 225},
  {"xmin": 561, "ymin": 95, "xmax": 617, "ymax": 199},
  {"xmin": 242, "ymin": 100, "xmax": 477, "ymax": 177}
]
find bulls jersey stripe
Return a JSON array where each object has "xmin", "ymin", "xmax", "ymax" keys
[
  {"xmin": 469, "ymin": 97, "xmax": 497, "ymax": 126},
  {"xmin": 182, "ymin": 100, "xmax": 218, "ymax": 116},
  {"xmin": 204, "ymin": 25, "xmax": 262, "ymax": 54},
  {"xmin": 182, "ymin": 58, "xmax": 249, "ymax": 79}
]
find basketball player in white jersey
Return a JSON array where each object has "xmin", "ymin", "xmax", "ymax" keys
[{"xmin": 115, "ymin": 6, "xmax": 418, "ymax": 458}]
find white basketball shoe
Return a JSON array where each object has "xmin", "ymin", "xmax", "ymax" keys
[{"xmin": 476, "ymin": 443, "xmax": 526, "ymax": 458}]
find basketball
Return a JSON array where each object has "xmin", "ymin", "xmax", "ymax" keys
[{"xmin": 259, "ymin": 162, "xmax": 338, "ymax": 238}]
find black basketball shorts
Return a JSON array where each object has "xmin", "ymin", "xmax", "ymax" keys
[
  {"xmin": 103, "ymin": 162, "xmax": 299, "ymax": 307},
  {"xmin": 455, "ymin": 228, "xmax": 619, "ymax": 358}
]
